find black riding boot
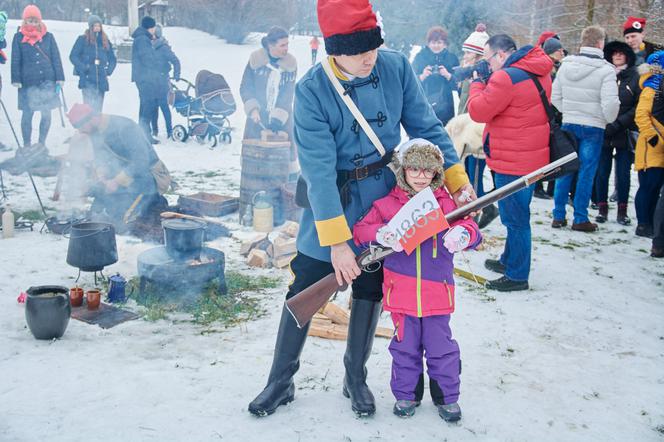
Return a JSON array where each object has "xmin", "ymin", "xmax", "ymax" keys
[
  {"xmin": 343, "ymin": 298, "xmax": 382, "ymax": 417},
  {"xmin": 248, "ymin": 305, "xmax": 310, "ymax": 416}
]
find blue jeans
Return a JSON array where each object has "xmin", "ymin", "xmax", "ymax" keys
[
  {"xmin": 465, "ymin": 156, "xmax": 487, "ymax": 197},
  {"xmin": 495, "ymin": 173, "xmax": 534, "ymax": 281},
  {"xmin": 553, "ymin": 124, "xmax": 604, "ymax": 223}
]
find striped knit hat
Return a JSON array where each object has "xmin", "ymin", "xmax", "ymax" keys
[{"xmin": 462, "ymin": 24, "xmax": 489, "ymax": 55}]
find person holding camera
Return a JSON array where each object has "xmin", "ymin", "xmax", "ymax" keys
[
  {"xmin": 69, "ymin": 15, "xmax": 116, "ymax": 113},
  {"xmin": 467, "ymin": 34, "xmax": 553, "ymax": 292},
  {"xmin": 412, "ymin": 26, "xmax": 459, "ymax": 126}
]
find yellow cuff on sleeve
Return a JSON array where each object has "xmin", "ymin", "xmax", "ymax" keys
[
  {"xmin": 315, "ymin": 214, "xmax": 352, "ymax": 247},
  {"xmin": 443, "ymin": 163, "xmax": 470, "ymax": 195}
]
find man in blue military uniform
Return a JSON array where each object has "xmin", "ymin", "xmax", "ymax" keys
[{"xmin": 248, "ymin": 0, "xmax": 474, "ymax": 418}]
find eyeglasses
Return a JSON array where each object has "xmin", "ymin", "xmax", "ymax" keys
[{"xmin": 405, "ymin": 168, "xmax": 436, "ymax": 179}]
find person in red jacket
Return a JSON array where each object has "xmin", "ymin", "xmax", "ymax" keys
[{"xmin": 467, "ymin": 34, "xmax": 553, "ymax": 292}]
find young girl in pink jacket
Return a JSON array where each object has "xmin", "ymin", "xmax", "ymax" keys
[{"xmin": 354, "ymin": 139, "xmax": 481, "ymax": 421}]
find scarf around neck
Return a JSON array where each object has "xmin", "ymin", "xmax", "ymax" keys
[{"xmin": 21, "ymin": 23, "xmax": 47, "ymax": 45}]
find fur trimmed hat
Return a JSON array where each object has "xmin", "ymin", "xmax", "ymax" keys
[
  {"xmin": 462, "ymin": 24, "xmax": 489, "ymax": 55},
  {"xmin": 392, "ymin": 139, "xmax": 445, "ymax": 196},
  {"xmin": 317, "ymin": 0, "xmax": 384, "ymax": 56}
]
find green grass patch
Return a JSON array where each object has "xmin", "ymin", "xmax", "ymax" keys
[
  {"xmin": 126, "ymin": 271, "xmax": 280, "ymax": 326},
  {"xmin": 18, "ymin": 209, "xmax": 47, "ymax": 221}
]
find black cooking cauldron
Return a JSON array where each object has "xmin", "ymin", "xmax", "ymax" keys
[
  {"xmin": 162, "ymin": 219, "xmax": 206, "ymax": 261},
  {"xmin": 66, "ymin": 222, "xmax": 118, "ymax": 272},
  {"xmin": 25, "ymin": 286, "xmax": 71, "ymax": 340}
]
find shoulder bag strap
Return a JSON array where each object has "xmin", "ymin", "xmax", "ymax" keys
[
  {"xmin": 526, "ymin": 72, "xmax": 555, "ymax": 125},
  {"xmin": 322, "ymin": 57, "xmax": 386, "ymax": 157}
]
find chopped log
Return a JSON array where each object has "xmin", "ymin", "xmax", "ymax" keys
[
  {"xmin": 375, "ymin": 326, "xmax": 394, "ymax": 339},
  {"xmin": 308, "ymin": 319, "xmax": 348, "ymax": 341},
  {"xmin": 240, "ymin": 233, "xmax": 267, "ymax": 256},
  {"xmin": 322, "ymin": 303, "xmax": 350, "ymax": 325},
  {"xmin": 279, "ymin": 221, "xmax": 300, "ymax": 238},
  {"xmin": 261, "ymin": 130, "xmax": 289, "ymax": 142},
  {"xmin": 272, "ymin": 236, "xmax": 297, "ymax": 257},
  {"xmin": 247, "ymin": 249, "xmax": 270, "ymax": 268},
  {"xmin": 273, "ymin": 254, "xmax": 295, "ymax": 269}
]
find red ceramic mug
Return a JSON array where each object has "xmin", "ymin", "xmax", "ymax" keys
[
  {"xmin": 86, "ymin": 289, "xmax": 101, "ymax": 310},
  {"xmin": 70, "ymin": 287, "xmax": 84, "ymax": 307}
]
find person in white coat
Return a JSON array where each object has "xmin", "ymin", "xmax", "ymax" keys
[{"xmin": 551, "ymin": 25, "xmax": 620, "ymax": 232}]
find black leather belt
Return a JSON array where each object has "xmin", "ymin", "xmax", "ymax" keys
[{"xmin": 337, "ymin": 151, "xmax": 394, "ymax": 183}]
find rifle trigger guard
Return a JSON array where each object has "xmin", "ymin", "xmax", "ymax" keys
[{"xmin": 363, "ymin": 261, "xmax": 382, "ymax": 273}]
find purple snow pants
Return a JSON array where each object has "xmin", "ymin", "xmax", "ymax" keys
[{"xmin": 389, "ymin": 314, "xmax": 460, "ymax": 404}]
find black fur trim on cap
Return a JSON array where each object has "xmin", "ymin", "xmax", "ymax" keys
[{"xmin": 324, "ymin": 26, "xmax": 383, "ymax": 56}]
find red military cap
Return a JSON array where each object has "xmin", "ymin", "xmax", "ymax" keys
[
  {"xmin": 317, "ymin": 0, "xmax": 384, "ymax": 56},
  {"xmin": 623, "ymin": 16, "xmax": 646, "ymax": 35}
]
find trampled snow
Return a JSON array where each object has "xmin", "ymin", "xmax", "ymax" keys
[{"xmin": 0, "ymin": 20, "xmax": 662, "ymax": 442}]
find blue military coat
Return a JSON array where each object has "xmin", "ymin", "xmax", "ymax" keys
[{"xmin": 294, "ymin": 49, "xmax": 468, "ymax": 262}]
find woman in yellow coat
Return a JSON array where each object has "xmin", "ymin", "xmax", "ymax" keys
[{"xmin": 634, "ymin": 51, "xmax": 664, "ymax": 238}]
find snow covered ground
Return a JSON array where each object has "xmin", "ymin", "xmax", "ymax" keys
[{"xmin": 1, "ymin": 20, "xmax": 663, "ymax": 442}]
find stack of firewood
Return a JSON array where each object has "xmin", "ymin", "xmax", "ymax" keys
[
  {"xmin": 241, "ymin": 221, "xmax": 299, "ymax": 269},
  {"xmin": 309, "ymin": 302, "xmax": 394, "ymax": 341}
]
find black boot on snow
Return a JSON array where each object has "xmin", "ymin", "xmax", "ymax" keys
[
  {"xmin": 343, "ymin": 298, "xmax": 381, "ymax": 417},
  {"xmin": 248, "ymin": 305, "xmax": 310, "ymax": 417}
]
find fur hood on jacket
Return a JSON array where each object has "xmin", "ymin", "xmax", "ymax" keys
[{"xmin": 248, "ymin": 47, "xmax": 296, "ymax": 72}]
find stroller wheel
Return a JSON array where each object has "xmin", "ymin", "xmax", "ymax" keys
[
  {"xmin": 172, "ymin": 125, "xmax": 189, "ymax": 142},
  {"xmin": 221, "ymin": 132, "xmax": 232, "ymax": 144},
  {"xmin": 195, "ymin": 133, "xmax": 218, "ymax": 149}
]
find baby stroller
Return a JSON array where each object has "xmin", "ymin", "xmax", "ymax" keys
[{"xmin": 169, "ymin": 70, "xmax": 236, "ymax": 148}]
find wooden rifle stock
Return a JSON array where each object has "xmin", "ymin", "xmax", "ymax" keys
[{"xmin": 285, "ymin": 152, "xmax": 578, "ymax": 328}]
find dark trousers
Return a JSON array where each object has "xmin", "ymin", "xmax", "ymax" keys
[
  {"xmin": 151, "ymin": 96, "xmax": 173, "ymax": 137},
  {"xmin": 311, "ymin": 49, "xmax": 318, "ymax": 66},
  {"xmin": 82, "ymin": 88, "xmax": 105, "ymax": 113},
  {"xmin": 595, "ymin": 146, "xmax": 633, "ymax": 204},
  {"xmin": 20, "ymin": 110, "xmax": 51, "ymax": 146},
  {"xmin": 635, "ymin": 168, "xmax": 664, "ymax": 226},
  {"xmin": 137, "ymin": 84, "xmax": 159, "ymax": 139},
  {"xmin": 653, "ymin": 183, "xmax": 664, "ymax": 249},
  {"xmin": 286, "ymin": 252, "xmax": 383, "ymax": 302}
]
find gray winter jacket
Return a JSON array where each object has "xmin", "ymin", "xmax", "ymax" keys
[{"xmin": 551, "ymin": 47, "xmax": 620, "ymax": 129}]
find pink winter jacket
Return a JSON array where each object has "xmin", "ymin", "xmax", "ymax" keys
[{"xmin": 353, "ymin": 187, "xmax": 481, "ymax": 321}]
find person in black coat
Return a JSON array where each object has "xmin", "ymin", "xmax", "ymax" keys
[
  {"xmin": 150, "ymin": 24, "xmax": 180, "ymax": 139},
  {"xmin": 594, "ymin": 41, "xmax": 641, "ymax": 225},
  {"xmin": 132, "ymin": 16, "xmax": 161, "ymax": 144},
  {"xmin": 411, "ymin": 26, "xmax": 459, "ymax": 126},
  {"xmin": 69, "ymin": 15, "xmax": 117, "ymax": 112},
  {"xmin": 10, "ymin": 5, "xmax": 64, "ymax": 148}
]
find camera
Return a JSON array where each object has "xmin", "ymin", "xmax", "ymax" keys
[
  {"xmin": 431, "ymin": 65, "xmax": 441, "ymax": 74},
  {"xmin": 452, "ymin": 60, "xmax": 491, "ymax": 82}
]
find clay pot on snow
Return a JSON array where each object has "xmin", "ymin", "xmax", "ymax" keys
[{"xmin": 25, "ymin": 286, "xmax": 71, "ymax": 340}]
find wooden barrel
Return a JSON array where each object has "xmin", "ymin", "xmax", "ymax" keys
[{"xmin": 240, "ymin": 138, "xmax": 291, "ymax": 226}]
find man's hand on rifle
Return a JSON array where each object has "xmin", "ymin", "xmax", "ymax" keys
[
  {"xmin": 331, "ymin": 242, "xmax": 361, "ymax": 286},
  {"xmin": 452, "ymin": 183, "xmax": 479, "ymax": 217}
]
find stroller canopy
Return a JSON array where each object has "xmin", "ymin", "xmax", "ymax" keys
[{"xmin": 194, "ymin": 70, "xmax": 236, "ymax": 116}]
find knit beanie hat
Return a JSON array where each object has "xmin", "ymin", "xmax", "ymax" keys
[
  {"xmin": 141, "ymin": 15, "xmax": 156, "ymax": 30},
  {"xmin": 317, "ymin": 0, "xmax": 384, "ymax": 56},
  {"xmin": 392, "ymin": 139, "xmax": 445, "ymax": 196},
  {"xmin": 67, "ymin": 103, "xmax": 97, "ymax": 129},
  {"xmin": 542, "ymin": 37, "xmax": 564, "ymax": 55},
  {"xmin": 88, "ymin": 15, "xmax": 102, "ymax": 28},
  {"xmin": 22, "ymin": 4, "xmax": 42, "ymax": 21},
  {"xmin": 537, "ymin": 31, "xmax": 559, "ymax": 47},
  {"xmin": 462, "ymin": 24, "xmax": 489, "ymax": 55},
  {"xmin": 623, "ymin": 16, "xmax": 646, "ymax": 35}
]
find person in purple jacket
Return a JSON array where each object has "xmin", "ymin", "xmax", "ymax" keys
[{"xmin": 354, "ymin": 139, "xmax": 481, "ymax": 422}]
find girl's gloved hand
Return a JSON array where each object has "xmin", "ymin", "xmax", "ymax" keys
[
  {"xmin": 376, "ymin": 226, "xmax": 403, "ymax": 252},
  {"xmin": 443, "ymin": 225, "xmax": 471, "ymax": 253}
]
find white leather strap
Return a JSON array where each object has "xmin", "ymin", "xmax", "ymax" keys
[{"xmin": 322, "ymin": 57, "xmax": 386, "ymax": 157}]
